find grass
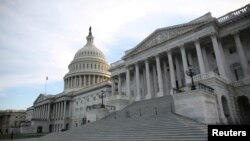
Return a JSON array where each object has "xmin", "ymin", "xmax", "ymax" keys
[{"xmin": 0, "ymin": 133, "xmax": 46, "ymax": 140}]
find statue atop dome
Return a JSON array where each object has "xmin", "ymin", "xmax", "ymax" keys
[
  {"xmin": 89, "ymin": 26, "xmax": 92, "ymax": 36},
  {"xmin": 86, "ymin": 26, "xmax": 94, "ymax": 44}
]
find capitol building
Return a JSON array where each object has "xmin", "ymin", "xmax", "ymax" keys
[{"xmin": 21, "ymin": 3, "xmax": 250, "ymax": 140}]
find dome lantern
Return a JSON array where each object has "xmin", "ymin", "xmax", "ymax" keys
[{"xmin": 86, "ymin": 26, "xmax": 94, "ymax": 45}]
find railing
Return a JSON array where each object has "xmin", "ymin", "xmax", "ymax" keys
[
  {"xmin": 231, "ymin": 80, "xmax": 244, "ymax": 87},
  {"xmin": 193, "ymin": 71, "xmax": 228, "ymax": 84},
  {"xmin": 198, "ymin": 83, "xmax": 214, "ymax": 93},
  {"xmin": 193, "ymin": 71, "xmax": 247, "ymax": 87},
  {"xmin": 217, "ymin": 4, "xmax": 250, "ymax": 23}
]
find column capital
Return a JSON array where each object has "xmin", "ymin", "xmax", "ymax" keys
[
  {"xmin": 194, "ymin": 39, "xmax": 200, "ymax": 45},
  {"xmin": 167, "ymin": 50, "xmax": 172, "ymax": 55},
  {"xmin": 210, "ymin": 32, "xmax": 219, "ymax": 38},
  {"xmin": 231, "ymin": 30, "xmax": 239, "ymax": 36},
  {"xmin": 155, "ymin": 54, "xmax": 160, "ymax": 59},
  {"xmin": 179, "ymin": 44, "xmax": 185, "ymax": 48}
]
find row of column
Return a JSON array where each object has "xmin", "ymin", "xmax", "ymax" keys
[
  {"xmin": 119, "ymin": 32, "xmax": 249, "ymax": 99},
  {"xmin": 33, "ymin": 103, "xmax": 50, "ymax": 120},
  {"xmin": 51, "ymin": 101, "xmax": 68, "ymax": 121},
  {"xmin": 33, "ymin": 101, "xmax": 71, "ymax": 121},
  {"xmin": 111, "ymin": 75, "xmax": 122, "ymax": 95},
  {"xmin": 65, "ymin": 75, "xmax": 108, "ymax": 89}
]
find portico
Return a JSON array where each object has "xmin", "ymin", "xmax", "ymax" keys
[{"xmin": 110, "ymin": 11, "xmax": 250, "ymax": 104}]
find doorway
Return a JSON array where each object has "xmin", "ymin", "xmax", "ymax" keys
[{"xmin": 237, "ymin": 96, "xmax": 250, "ymax": 124}]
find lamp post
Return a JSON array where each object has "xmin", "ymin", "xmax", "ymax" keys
[
  {"xmin": 100, "ymin": 90, "xmax": 105, "ymax": 108},
  {"xmin": 186, "ymin": 65, "xmax": 196, "ymax": 90}
]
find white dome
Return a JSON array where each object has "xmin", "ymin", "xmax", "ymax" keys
[
  {"xmin": 63, "ymin": 27, "xmax": 110, "ymax": 92},
  {"xmin": 74, "ymin": 43, "xmax": 106, "ymax": 61}
]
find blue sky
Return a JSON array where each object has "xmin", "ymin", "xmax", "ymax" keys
[{"xmin": 0, "ymin": 0, "xmax": 249, "ymax": 110}]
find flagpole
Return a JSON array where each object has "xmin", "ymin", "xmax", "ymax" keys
[{"xmin": 45, "ymin": 77, "xmax": 48, "ymax": 94}]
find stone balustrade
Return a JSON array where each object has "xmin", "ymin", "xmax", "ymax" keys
[
  {"xmin": 193, "ymin": 71, "xmax": 228, "ymax": 84},
  {"xmin": 217, "ymin": 4, "xmax": 249, "ymax": 23}
]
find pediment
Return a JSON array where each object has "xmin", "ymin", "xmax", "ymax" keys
[
  {"xmin": 123, "ymin": 13, "xmax": 213, "ymax": 59},
  {"xmin": 34, "ymin": 94, "xmax": 46, "ymax": 104}
]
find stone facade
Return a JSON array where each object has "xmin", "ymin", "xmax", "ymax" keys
[
  {"xmin": 25, "ymin": 4, "xmax": 250, "ymax": 134},
  {"xmin": 110, "ymin": 4, "xmax": 250, "ymax": 124},
  {"xmin": 0, "ymin": 110, "xmax": 26, "ymax": 134}
]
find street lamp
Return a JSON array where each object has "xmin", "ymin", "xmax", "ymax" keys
[
  {"xmin": 99, "ymin": 90, "xmax": 105, "ymax": 108},
  {"xmin": 186, "ymin": 65, "xmax": 196, "ymax": 90}
]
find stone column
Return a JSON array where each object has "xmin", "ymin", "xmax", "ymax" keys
[
  {"xmin": 135, "ymin": 63, "xmax": 141, "ymax": 101},
  {"xmin": 111, "ymin": 77, "xmax": 115, "ymax": 95},
  {"xmin": 63, "ymin": 101, "xmax": 67, "ymax": 119},
  {"xmin": 43, "ymin": 105, "xmax": 46, "ymax": 119},
  {"xmin": 180, "ymin": 46, "xmax": 191, "ymax": 85},
  {"xmin": 57, "ymin": 103, "xmax": 60, "ymax": 120},
  {"xmin": 38, "ymin": 106, "xmax": 41, "ymax": 119},
  {"xmin": 195, "ymin": 40, "xmax": 206, "ymax": 74},
  {"xmin": 47, "ymin": 104, "xmax": 50, "ymax": 120},
  {"xmin": 233, "ymin": 32, "xmax": 250, "ymax": 78},
  {"xmin": 43, "ymin": 106, "xmax": 45, "ymax": 119},
  {"xmin": 42, "ymin": 105, "xmax": 44, "ymax": 119},
  {"xmin": 67, "ymin": 78, "xmax": 69, "ymax": 88},
  {"xmin": 79, "ymin": 75, "xmax": 82, "ymax": 87},
  {"xmin": 55, "ymin": 103, "xmax": 58, "ymax": 120},
  {"xmin": 39, "ymin": 107, "xmax": 41, "ymax": 119},
  {"xmin": 57, "ymin": 103, "xmax": 59, "ymax": 120},
  {"xmin": 84, "ymin": 75, "xmax": 86, "ymax": 87},
  {"xmin": 201, "ymin": 46, "xmax": 209, "ymax": 72},
  {"xmin": 145, "ymin": 59, "xmax": 152, "ymax": 99},
  {"xmin": 118, "ymin": 74, "xmax": 122, "ymax": 95},
  {"xmin": 54, "ymin": 103, "xmax": 56, "ymax": 120},
  {"xmin": 175, "ymin": 56, "xmax": 182, "ymax": 88},
  {"xmin": 211, "ymin": 34, "xmax": 228, "ymax": 79},
  {"xmin": 167, "ymin": 51, "xmax": 176, "ymax": 91},
  {"xmin": 152, "ymin": 64, "xmax": 157, "ymax": 96},
  {"xmin": 75, "ymin": 77, "xmax": 77, "ymax": 87},
  {"xmin": 51, "ymin": 104, "xmax": 54, "ymax": 120},
  {"xmin": 37, "ymin": 107, "xmax": 39, "ymax": 119},
  {"xmin": 93, "ymin": 75, "xmax": 95, "ymax": 85},
  {"xmin": 88, "ymin": 75, "xmax": 91, "ymax": 86},
  {"xmin": 33, "ymin": 108, "xmax": 36, "ymax": 119},
  {"xmin": 70, "ymin": 77, "xmax": 73, "ymax": 88},
  {"xmin": 60, "ymin": 102, "xmax": 63, "ymax": 120},
  {"xmin": 156, "ymin": 55, "xmax": 164, "ymax": 97},
  {"xmin": 163, "ymin": 61, "xmax": 170, "ymax": 95},
  {"xmin": 126, "ymin": 68, "xmax": 131, "ymax": 97}
]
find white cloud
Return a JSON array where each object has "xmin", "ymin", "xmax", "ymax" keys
[{"xmin": 0, "ymin": 0, "xmax": 249, "ymax": 91}]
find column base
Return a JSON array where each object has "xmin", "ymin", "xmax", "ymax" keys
[
  {"xmin": 145, "ymin": 93, "xmax": 152, "ymax": 99},
  {"xmin": 157, "ymin": 91, "xmax": 164, "ymax": 97},
  {"xmin": 135, "ymin": 95, "xmax": 141, "ymax": 101}
]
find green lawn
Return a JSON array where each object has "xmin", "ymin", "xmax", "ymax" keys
[{"xmin": 0, "ymin": 133, "xmax": 46, "ymax": 140}]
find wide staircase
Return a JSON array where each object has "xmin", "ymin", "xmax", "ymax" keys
[{"xmin": 26, "ymin": 95, "xmax": 208, "ymax": 141}]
